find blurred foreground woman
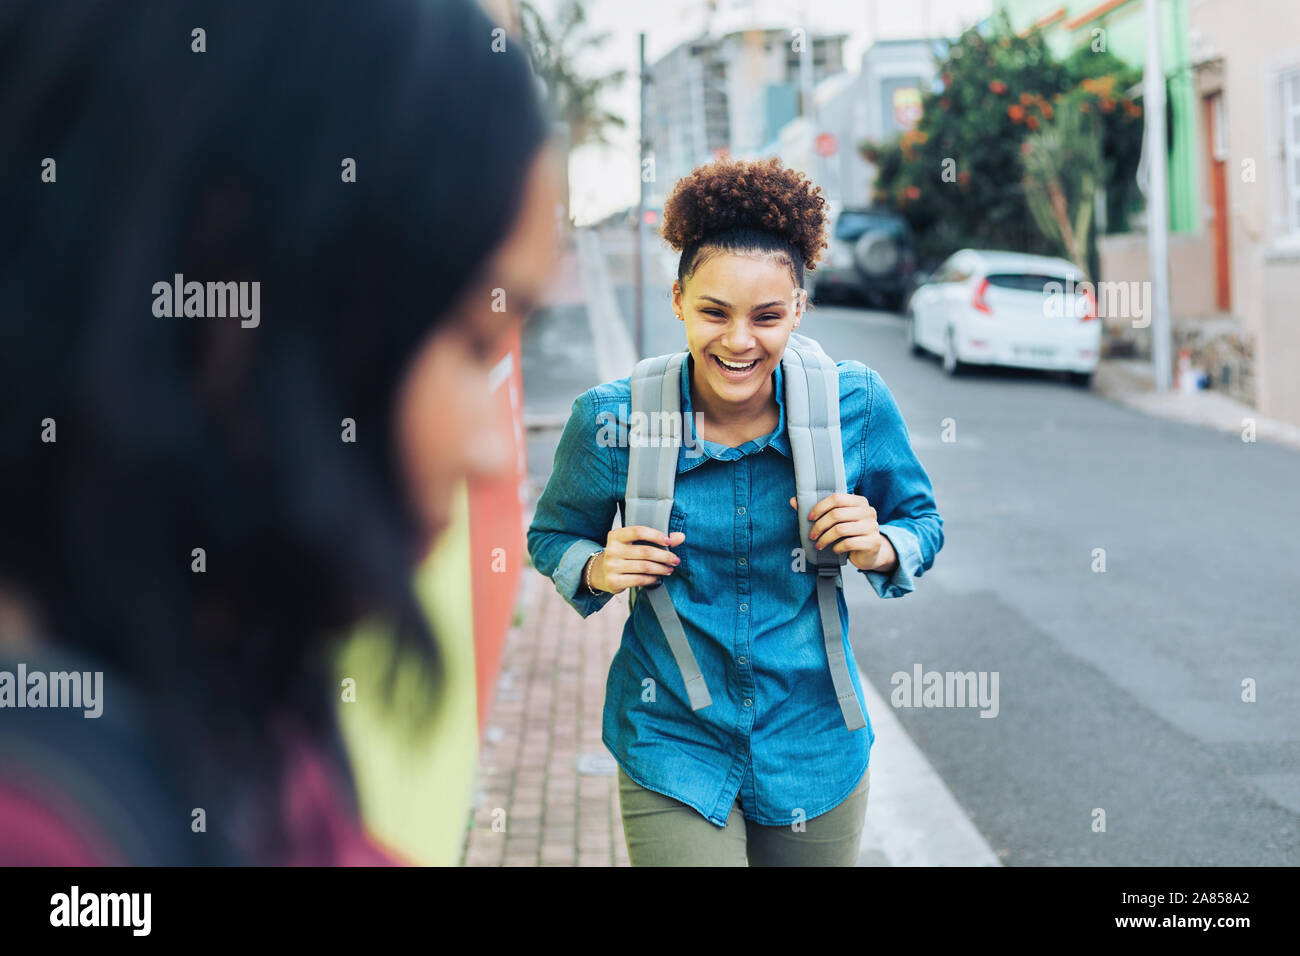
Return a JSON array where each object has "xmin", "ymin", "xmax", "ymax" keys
[{"xmin": 0, "ymin": 0, "xmax": 560, "ymax": 864}]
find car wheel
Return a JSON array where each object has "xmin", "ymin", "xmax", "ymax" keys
[
  {"xmin": 942, "ymin": 327, "xmax": 964, "ymax": 376},
  {"xmin": 854, "ymin": 231, "xmax": 901, "ymax": 278},
  {"xmin": 906, "ymin": 311, "xmax": 925, "ymax": 356},
  {"xmin": 1067, "ymin": 370, "xmax": 1094, "ymax": 388}
]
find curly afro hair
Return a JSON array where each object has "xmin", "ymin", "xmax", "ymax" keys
[{"xmin": 660, "ymin": 156, "xmax": 829, "ymax": 292}]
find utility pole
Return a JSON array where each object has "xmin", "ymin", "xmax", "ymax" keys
[
  {"xmin": 798, "ymin": 0, "xmax": 824, "ymax": 206},
  {"xmin": 635, "ymin": 32, "xmax": 647, "ymax": 360},
  {"xmin": 798, "ymin": 2, "xmax": 814, "ymax": 126},
  {"xmin": 1144, "ymin": 0, "xmax": 1173, "ymax": 390}
]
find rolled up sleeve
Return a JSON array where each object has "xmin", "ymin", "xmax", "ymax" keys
[
  {"xmin": 526, "ymin": 390, "xmax": 620, "ymax": 618},
  {"xmin": 856, "ymin": 369, "xmax": 944, "ymax": 599}
]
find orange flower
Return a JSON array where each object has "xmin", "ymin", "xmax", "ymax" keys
[
  {"xmin": 1020, "ymin": 92, "xmax": 1034, "ymax": 106},
  {"xmin": 1008, "ymin": 104, "xmax": 1025, "ymax": 121},
  {"xmin": 905, "ymin": 185, "xmax": 921, "ymax": 200},
  {"xmin": 1026, "ymin": 115, "xmax": 1039, "ymax": 130},
  {"xmin": 1040, "ymin": 101, "xmax": 1054, "ymax": 120},
  {"xmin": 1100, "ymin": 97, "xmax": 1115, "ymax": 112},
  {"xmin": 989, "ymin": 80, "xmax": 1008, "ymax": 95}
]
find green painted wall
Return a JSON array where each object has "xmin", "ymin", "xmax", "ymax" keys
[{"xmin": 999, "ymin": 0, "xmax": 1200, "ymax": 234}]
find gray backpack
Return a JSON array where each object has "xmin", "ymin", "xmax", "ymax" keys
[{"xmin": 623, "ymin": 332, "xmax": 866, "ymax": 732}]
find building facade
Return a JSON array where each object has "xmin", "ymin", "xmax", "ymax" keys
[
  {"xmin": 646, "ymin": 27, "xmax": 847, "ymax": 203},
  {"xmin": 1184, "ymin": 0, "xmax": 1300, "ymax": 425}
]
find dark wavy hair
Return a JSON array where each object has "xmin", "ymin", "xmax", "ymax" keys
[{"xmin": 0, "ymin": 0, "xmax": 548, "ymax": 860}]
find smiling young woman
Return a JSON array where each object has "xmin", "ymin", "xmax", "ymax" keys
[{"xmin": 528, "ymin": 156, "xmax": 946, "ymax": 866}]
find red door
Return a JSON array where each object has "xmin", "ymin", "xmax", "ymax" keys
[{"xmin": 1204, "ymin": 93, "xmax": 1231, "ymax": 311}]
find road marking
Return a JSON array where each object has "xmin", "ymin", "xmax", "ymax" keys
[{"xmin": 857, "ymin": 667, "xmax": 1003, "ymax": 866}]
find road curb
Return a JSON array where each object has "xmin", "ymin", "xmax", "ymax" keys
[
  {"xmin": 856, "ymin": 670, "xmax": 1003, "ymax": 866},
  {"xmin": 1094, "ymin": 358, "xmax": 1300, "ymax": 451},
  {"xmin": 575, "ymin": 228, "xmax": 637, "ymax": 382}
]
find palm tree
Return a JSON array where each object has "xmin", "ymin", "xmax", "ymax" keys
[
  {"xmin": 1022, "ymin": 104, "xmax": 1103, "ymax": 276},
  {"xmin": 517, "ymin": 0, "xmax": 628, "ymax": 221}
]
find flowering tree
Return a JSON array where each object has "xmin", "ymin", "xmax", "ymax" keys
[{"xmin": 863, "ymin": 10, "xmax": 1142, "ymax": 272}]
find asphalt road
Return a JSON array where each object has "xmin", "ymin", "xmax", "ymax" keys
[
  {"xmin": 526, "ymin": 227, "xmax": 1300, "ymax": 865},
  {"xmin": 820, "ymin": 304, "xmax": 1300, "ymax": 865}
]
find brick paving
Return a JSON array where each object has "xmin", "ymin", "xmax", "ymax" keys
[{"xmin": 460, "ymin": 568, "xmax": 632, "ymax": 867}]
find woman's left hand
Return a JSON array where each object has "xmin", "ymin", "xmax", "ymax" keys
[{"xmin": 791, "ymin": 493, "xmax": 898, "ymax": 573}]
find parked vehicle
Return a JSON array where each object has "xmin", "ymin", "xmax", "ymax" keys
[
  {"xmin": 905, "ymin": 249, "xmax": 1100, "ymax": 386},
  {"xmin": 807, "ymin": 204, "xmax": 917, "ymax": 312}
]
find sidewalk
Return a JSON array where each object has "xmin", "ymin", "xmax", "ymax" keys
[
  {"xmin": 1093, "ymin": 357, "xmax": 1300, "ymax": 451},
  {"xmin": 460, "ymin": 570, "xmax": 632, "ymax": 867}
]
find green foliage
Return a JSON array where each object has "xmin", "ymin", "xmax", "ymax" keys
[
  {"xmin": 1021, "ymin": 92, "xmax": 1101, "ymax": 272},
  {"xmin": 861, "ymin": 9, "xmax": 1144, "ymax": 270},
  {"xmin": 1061, "ymin": 48, "xmax": 1145, "ymax": 233},
  {"xmin": 517, "ymin": 0, "xmax": 627, "ymax": 148}
]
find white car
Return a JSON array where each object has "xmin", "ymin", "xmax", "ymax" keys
[{"xmin": 905, "ymin": 249, "xmax": 1101, "ymax": 386}]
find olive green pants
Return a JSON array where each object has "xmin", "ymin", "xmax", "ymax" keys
[{"xmin": 617, "ymin": 766, "xmax": 869, "ymax": 866}]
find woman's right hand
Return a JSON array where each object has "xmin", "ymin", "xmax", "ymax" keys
[{"xmin": 587, "ymin": 526, "xmax": 685, "ymax": 595}]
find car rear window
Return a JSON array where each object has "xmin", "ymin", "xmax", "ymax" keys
[
  {"xmin": 834, "ymin": 212, "xmax": 903, "ymax": 241},
  {"xmin": 985, "ymin": 273, "xmax": 1074, "ymax": 293}
]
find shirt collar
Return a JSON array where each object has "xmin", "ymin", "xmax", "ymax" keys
[{"xmin": 678, "ymin": 351, "xmax": 790, "ymax": 473}]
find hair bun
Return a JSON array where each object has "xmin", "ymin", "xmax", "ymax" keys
[{"xmin": 660, "ymin": 156, "xmax": 829, "ymax": 269}]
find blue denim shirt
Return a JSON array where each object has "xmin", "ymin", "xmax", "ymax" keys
[{"xmin": 527, "ymin": 351, "xmax": 944, "ymax": 827}]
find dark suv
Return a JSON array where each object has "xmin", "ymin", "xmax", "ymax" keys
[{"xmin": 807, "ymin": 206, "xmax": 917, "ymax": 312}]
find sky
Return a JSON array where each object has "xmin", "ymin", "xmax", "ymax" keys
[{"xmin": 528, "ymin": 0, "xmax": 995, "ymax": 224}]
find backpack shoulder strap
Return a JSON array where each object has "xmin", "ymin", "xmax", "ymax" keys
[
  {"xmin": 625, "ymin": 350, "xmax": 686, "ymax": 534},
  {"xmin": 781, "ymin": 333, "xmax": 867, "ymax": 732},
  {"xmin": 625, "ymin": 350, "xmax": 712, "ymax": 712},
  {"xmin": 782, "ymin": 332, "xmax": 849, "ymax": 565}
]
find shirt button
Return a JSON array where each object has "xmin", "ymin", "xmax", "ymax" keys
[
  {"xmin": 738, "ymin": 557, "xmax": 747, "ymax": 566},
  {"xmin": 743, "ymin": 698, "xmax": 753, "ymax": 708},
  {"xmin": 739, "ymin": 603, "xmax": 748, "ymax": 612},
  {"xmin": 737, "ymin": 655, "xmax": 747, "ymax": 665},
  {"xmin": 736, "ymin": 507, "xmax": 746, "ymax": 515}
]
